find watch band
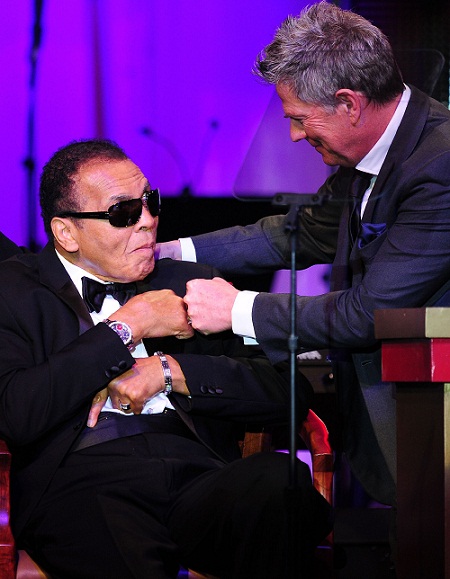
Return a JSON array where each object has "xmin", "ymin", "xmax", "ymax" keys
[
  {"xmin": 103, "ymin": 319, "xmax": 134, "ymax": 350},
  {"xmin": 153, "ymin": 351, "xmax": 173, "ymax": 395}
]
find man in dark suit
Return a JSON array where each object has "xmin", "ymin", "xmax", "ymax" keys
[
  {"xmin": 157, "ymin": 2, "xmax": 450, "ymax": 509},
  {"xmin": 0, "ymin": 140, "xmax": 330, "ymax": 579}
]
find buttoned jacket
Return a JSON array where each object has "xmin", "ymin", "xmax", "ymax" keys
[
  {"xmin": 0, "ymin": 244, "xmax": 303, "ymax": 538},
  {"xmin": 192, "ymin": 86, "xmax": 450, "ymax": 504}
]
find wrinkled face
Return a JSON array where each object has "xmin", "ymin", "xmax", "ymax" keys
[
  {"xmin": 276, "ymin": 83, "xmax": 359, "ymax": 167},
  {"xmin": 58, "ymin": 158, "xmax": 158, "ymax": 282}
]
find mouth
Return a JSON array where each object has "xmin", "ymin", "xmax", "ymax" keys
[
  {"xmin": 306, "ymin": 138, "xmax": 321, "ymax": 149},
  {"xmin": 314, "ymin": 144, "xmax": 329, "ymax": 156},
  {"xmin": 134, "ymin": 242, "xmax": 155, "ymax": 253}
]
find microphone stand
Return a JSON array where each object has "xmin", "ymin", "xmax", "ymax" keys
[
  {"xmin": 271, "ymin": 191, "xmax": 329, "ymax": 578},
  {"xmin": 24, "ymin": 0, "xmax": 44, "ymax": 252},
  {"xmin": 140, "ymin": 127, "xmax": 193, "ymax": 197}
]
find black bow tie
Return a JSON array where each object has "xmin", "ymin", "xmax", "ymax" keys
[
  {"xmin": 349, "ymin": 169, "xmax": 373, "ymax": 244},
  {"xmin": 82, "ymin": 277, "xmax": 138, "ymax": 313}
]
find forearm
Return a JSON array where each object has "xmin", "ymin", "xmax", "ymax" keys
[
  {"xmin": 0, "ymin": 322, "xmax": 134, "ymax": 444},
  {"xmin": 171, "ymin": 352, "xmax": 309, "ymax": 424},
  {"xmin": 253, "ymin": 226, "xmax": 450, "ymax": 364},
  {"xmin": 191, "ymin": 175, "xmax": 343, "ymax": 275},
  {"xmin": 192, "ymin": 216, "xmax": 290, "ymax": 275}
]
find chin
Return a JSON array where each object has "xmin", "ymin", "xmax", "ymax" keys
[
  {"xmin": 322, "ymin": 154, "xmax": 347, "ymax": 167},
  {"xmin": 135, "ymin": 257, "xmax": 155, "ymax": 280}
]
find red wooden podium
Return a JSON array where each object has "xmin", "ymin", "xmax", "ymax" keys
[{"xmin": 375, "ymin": 307, "xmax": 450, "ymax": 579}]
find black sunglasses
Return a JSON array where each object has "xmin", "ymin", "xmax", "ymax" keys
[{"xmin": 57, "ymin": 189, "xmax": 160, "ymax": 228}]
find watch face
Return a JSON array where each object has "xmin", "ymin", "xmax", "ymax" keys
[{"xmin": 109, "ymin": 321, "xmax": 132, "ymax": 346}]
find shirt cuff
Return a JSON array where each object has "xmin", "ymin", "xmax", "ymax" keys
[
  {"xmin": 231, "ymin": 290, "xmax": 259, "ymax": 341},
  {"xmin": 179, "ymin": 237, "xmax": 197, "ymax": 262}
]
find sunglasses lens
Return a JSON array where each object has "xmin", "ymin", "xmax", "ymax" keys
[
  {"xmin": 109, "ymin": 199, "xmax": 143, "ymax": 227},
  {"xmin": 107, "ymin": 190, "xmax": 160, "ymax": 227},
  {"xmin": 145, "ymin": 189, "xmax": 161, "ymax": 217}
]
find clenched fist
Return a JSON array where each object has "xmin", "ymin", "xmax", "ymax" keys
[
  {"xmin": 112, "ymin": 289, "xmax": 194, "ymax": 342},
  {"xmin": 184, "ymin": 277, "xmax": 238, "ymax": 334}
]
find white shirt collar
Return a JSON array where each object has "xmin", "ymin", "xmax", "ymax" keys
[
  {"xmin": 356, "ymin": 85, "xmax": 411, "ymax": 176},
  {"xmin": 55, "ymin": 249, "xmax": 108, "ymax": 298}
]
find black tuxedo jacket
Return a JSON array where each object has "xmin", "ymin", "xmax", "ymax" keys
[
  {"xmin": 0, "ymin": 243, "xmax": 309, "ymax": 539},
  {"xmin": 191, "ymin": 86, "xmax": 450, "ymax": 505}
]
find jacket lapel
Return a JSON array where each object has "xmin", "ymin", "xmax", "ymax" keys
[
  {"xmin": 38, "ymin": 243, "xmax": 93, "ymax": 335},
  {"xmin": 362, "ymin": 86, "xmax": 430, "ymax": 224}
]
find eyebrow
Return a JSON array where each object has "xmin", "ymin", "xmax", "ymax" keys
[{"xmin": 108, "ymin": 182, "xmax": 151, "ymax": 204}]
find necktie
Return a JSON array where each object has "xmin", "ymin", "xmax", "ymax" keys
[
  {"xmin": 349, "ymin": 169, "xmax": 373, "ymax": 245},
  {"xmin": 82, "ymin": 276, "xmax": 138, "ymax": 313}
]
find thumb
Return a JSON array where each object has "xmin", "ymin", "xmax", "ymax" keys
[{"xmin": 87, "ymin": 388, "xmax": 108, "ymax": 427}]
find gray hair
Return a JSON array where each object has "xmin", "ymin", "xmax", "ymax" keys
[{"xmin": 254, "ymin": 2, "xmax": 404, "ymax": 109}]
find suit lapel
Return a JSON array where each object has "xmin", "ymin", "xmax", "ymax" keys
[
  {"xmin": 363, "ymin": 86, "xmax": 430, "ymax": 224},
  {"xmin": 38, "ymin": 243, "xmax": 93, "ymax": 335}
]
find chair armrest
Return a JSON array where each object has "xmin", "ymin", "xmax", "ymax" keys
[
  {"xmin": 0, "ymin": 440, "xmax": 17, "ymax": 578},
  {"xmin": 240, "ymin": 431, "xmax": 272, "ymax": 458},
  {"xmin": 299, "ymin": 410, "xmax": 334, "ymax": 505}
]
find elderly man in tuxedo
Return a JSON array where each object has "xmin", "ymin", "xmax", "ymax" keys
[
  {"xmin": 0, "ymin": 140, "xmax": 330, "ymax": 579},
  {"xmin": 157, "ymin": 1, "xmax": 450, "ymax": 510}
]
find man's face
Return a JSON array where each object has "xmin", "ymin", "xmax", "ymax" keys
[
  {"xmin": 276, "ymin": 83, "xmax": 362, "ymax": 167},
  {"xmin": 61, "ymin": 158, "xmax": 158, "ymax": 282}
]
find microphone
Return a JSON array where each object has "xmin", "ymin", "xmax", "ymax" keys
[
  {"xmin": 141, "ymin": 119, "xmax": 220, "ymax": 197},
  {"xmin": 141, "ymin": 126, "xmax": 191, "ymax": 196},
  {"xmin": 191, "ymin": 119, "xmax": 219, "ymax": 190}
]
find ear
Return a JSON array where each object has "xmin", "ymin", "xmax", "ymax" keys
[
  {"xmin": 335, "ymin": 89, "xmax": 363, "ymax": 124},
  {"xmin": 51, "ymin": 217, "xmax": 80, "ymax": 253}
]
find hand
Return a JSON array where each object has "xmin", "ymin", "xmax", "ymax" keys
[
  {"xmin": 155, "ymin": 240, "xmax": 182, "ymax": 260},
  {"xmin": 107, "ymin": 356, "xmax": 189, "ymax": 414},
  {"xmin": 112, "ymin": 289, "xmax": 194, "ymax": 342},
  {"xmin": 184, "ymin": 277, "xmax": 239, "ymax": 334},
  {"xmin": 87, "ymin": 388, "xmax": 108, "ymax": 427}
]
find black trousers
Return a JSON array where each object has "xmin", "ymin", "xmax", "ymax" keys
[{"xmin": 22, "ymin": 432, "xmax": 331, "ymax": 579}]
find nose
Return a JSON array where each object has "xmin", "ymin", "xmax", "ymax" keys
[
  {"xmin": 290, "ymin": 122, "xmax": 307, "ymax": 142},
  {"xmin": 137, "ymin": 200, "xmax": 158, "ymax": 230}
]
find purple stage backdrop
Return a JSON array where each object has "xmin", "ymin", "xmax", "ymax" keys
[{"xmin": 1, "ymin": 0, "xmax": 333, "ymax": 294}]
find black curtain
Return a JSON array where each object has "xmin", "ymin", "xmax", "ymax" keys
[{"xmin": 350, "ymin": 0, "xmax": 449, "ymax": 105}]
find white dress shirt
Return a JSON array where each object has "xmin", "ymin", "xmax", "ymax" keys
[{"xmin": 56, "ymin": 250, "xmax": 174, "ymax": 414}]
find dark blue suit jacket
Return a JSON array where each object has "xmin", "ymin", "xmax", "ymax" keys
[{"xmin": 191, "ymin": 86, "xmax": 450, "ymax": 505}]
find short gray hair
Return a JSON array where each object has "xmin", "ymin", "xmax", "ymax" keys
[{"xmin": 254, "ymin": 2, "xmax": 404, "ymax": 109}]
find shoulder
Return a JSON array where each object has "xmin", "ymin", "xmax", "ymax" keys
[
  {"xmin": 407, "ymin": 86, "xmax": 450, "ymax": 133},
  {"xmin": 0, "ymin": 253, "xmax": 42, "ymax": 308},
  {"xmin": 0, "ymin": 251, "xmax": 38, "ymax": 278},
  {"xmin": 0, "ymin": 232, "xmax": 26, "ymax": 261}
]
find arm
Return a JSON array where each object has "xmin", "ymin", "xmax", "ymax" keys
[
  {"xmin": 105, "ymin": 346, "xmax": 312, "ymax": 426},
  {"xmin": 156, "ymin": 172, "xmax": 345, "ymax": 273},
  {"xmin": 106, "ymin": 262, "xmax": 312, "ymax": 425},
  {"xmin": 254, "ymin": 151, "xmax": 450, "ymax": 362},
  {"xmin": 0, "ymin": 309, "xmax": 135, "ymax": 445},
  {"xmin": 170, "ymin": 351, "xmax": 309, "ymax": 424},
  {"xmin": 191, "ymin": 173, "xmax": 344, "ymax": 275},
  {"xmin": 0, "ymin": 266, "xmax": 192, "ymax": 443},
  {"xmin": 185, "ymin": 145, "xmax": 450, "ymax": 364}
]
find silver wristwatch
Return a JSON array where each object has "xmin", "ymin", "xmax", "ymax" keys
[{"xmin": 103, "ymin": 319, "xmax": 134, "ymax": 350}]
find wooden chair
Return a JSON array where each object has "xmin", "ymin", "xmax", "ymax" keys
[{"xmin": 0, "ymin": 409, "xmax": 333, "ymax": 579}]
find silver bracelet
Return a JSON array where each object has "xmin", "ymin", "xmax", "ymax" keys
[{"xmin": 154, "ymin": 351, "xmax": 173, "ymax": 395}]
